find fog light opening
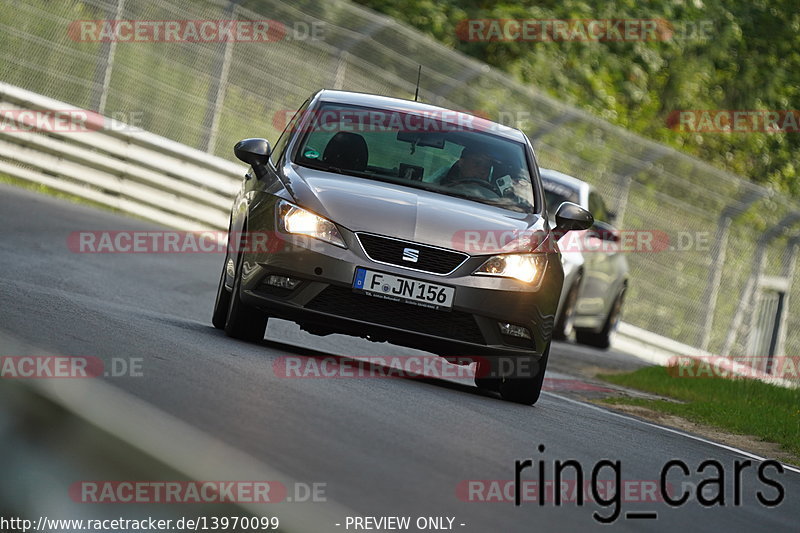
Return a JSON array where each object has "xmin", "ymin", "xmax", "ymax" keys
[
  {"xmin": 264, "ymin": 275, "xmax": 301, "ymax": 290},
  {"xmin": 498, "ymin": 322, "xmax": 532, "ymax": 339}
]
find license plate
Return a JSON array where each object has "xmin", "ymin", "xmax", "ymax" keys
[{"xmin": 353, "ymin": 268, "xmax": 455, "ymax": 310}]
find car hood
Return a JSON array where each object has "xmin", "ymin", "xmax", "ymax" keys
[{"xmin": 283, "ymin": 164, "xmax": 548, "ymax": 254}]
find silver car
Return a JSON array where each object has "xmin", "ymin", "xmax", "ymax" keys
[
  {"xmin": 541, "ymin": 169, "xmax": 629, "ymax": 349},
  {"xmin": 212, "ymin": 90, "xmax": 593, "ymax": 404}
]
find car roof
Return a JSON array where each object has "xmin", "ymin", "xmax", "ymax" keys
[{"xmin": 314, "ymin": 89, "xmax": 528, "ymax": 143}]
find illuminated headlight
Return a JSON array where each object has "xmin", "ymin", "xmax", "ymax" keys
[
  {"xmin": 474, "ymin": 254, "xmax": 546, "ymax": 283},
  {"xmin": 278, "ymin": 200, "xmax": 346, "ymax": 248}
]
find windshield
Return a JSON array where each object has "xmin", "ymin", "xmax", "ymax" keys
[{"xmin": 293, "ymin": 103, "xmax": 536, "ymax": 212}]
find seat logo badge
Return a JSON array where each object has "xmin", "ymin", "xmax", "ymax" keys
[{"xmin": 402, "ymin": 248, "xmax": 420, "ymax": 263}]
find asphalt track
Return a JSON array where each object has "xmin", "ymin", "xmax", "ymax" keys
[{"xmin": 0, "ymin": 183, "xmax": 797, "ymax": 532}]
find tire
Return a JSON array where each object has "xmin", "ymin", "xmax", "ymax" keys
[
  {"xmin": 553, "ymin": 274, "xmax": 581, "ymax": 340},
  {"xmin": 211, "ymin": 251, "xmax": 232, "ymax": 329},
  {"xmin": 575, "ymin": 288, "xmax": 625, "ymax": 350},
  {"xmin": 498, "ymin": 344, "xmax": 550, "ymax": 405},
  {"xmin": 224, "ymin": 246, "xmax": 268, "ymax": 342},
  {"xmin": 474, "ymin": 358, "xmax": 502, "ymax": 392}
]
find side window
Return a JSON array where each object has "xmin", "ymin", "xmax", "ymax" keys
[
  {"xmin": 588, "ymin": 191, "xmax": 609, "ymax": 222},
  {"xmin": 271, "ymin": 99, "xmax": 310, "ymax": 165}
]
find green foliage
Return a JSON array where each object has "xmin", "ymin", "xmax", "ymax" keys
[
  {"xmin": 602, "ymin": 366, "xmax": 800, "ymax": 461},
  {"xmin": 354, "ymin": 0, "xmax": 800, "ymax": 197}
]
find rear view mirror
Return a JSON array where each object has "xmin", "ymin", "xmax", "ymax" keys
[
  {"xmin": 396, "ymin": 131, "xmax": 445, "ymax": 149},
  {"xmin": 555, "ymin": 202, "xmax": 594, "ymax": 232}
]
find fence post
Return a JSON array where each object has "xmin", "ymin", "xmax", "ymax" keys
[
  {"xmin": 89, "ymin": 0, "xmax": 125, "ymax": 114},
  {"xmin": 332, "ymin": 51, "xmax": 349, "ymax": 89},
  {"xmin": 698, "ymin": 188, "xmax": 766, "ymax": 351},
  {"xmin": 611, "ymin": 150, "xmax": 664, "ymax": 227},
  {"xmin": 199, "ymin": 0, "xmax": 240, "ymax": 153},
  {"xmin": 771, "ymin": 235, "xmax": 800, "ymax": 361},
  {"xmin": 328, "ymin": 18, "xmax": 388, "ymax": 90},
  {"xmin": 722, "ymin": 212, "xmax": 800, "ymax": 355}
]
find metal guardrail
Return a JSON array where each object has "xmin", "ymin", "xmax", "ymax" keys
[
  {"xmin": 0, "ymin": 81, "xmax": 243, "ymax": 231},
  {"xmin": 613, "ymin": 323, "xmax": 798, "ymax": 387},
  {"xmin": 1, "ymin": 82, "xmax": 795, "ymax": 386}
]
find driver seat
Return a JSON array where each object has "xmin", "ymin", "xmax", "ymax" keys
[{"xmin": 322, "ymin": 132, "xmax": 369, "ymax": 171}]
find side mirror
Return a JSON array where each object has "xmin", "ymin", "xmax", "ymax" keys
[
  {"xmin": 234, "ymin": 138, "xmax": 271, "ymax": 178},
  {"xmin": 555, "ymin": 202, "xmax": 594, "ymax": 232},
  {"xmin": 591, "ymin": 222, "xmax": 620, "ymax": 242}
]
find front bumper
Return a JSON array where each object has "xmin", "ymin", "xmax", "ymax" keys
[{"xmin": 238, "ymin": 204, "xmax": 563, "ymax": 359}]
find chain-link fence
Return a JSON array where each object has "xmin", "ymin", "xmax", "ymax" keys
[{"xmin": 2, "ymin": 0, "xmax": 798, "ymax": 374}]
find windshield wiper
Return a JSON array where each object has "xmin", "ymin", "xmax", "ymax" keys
[
  {"xmin": 298, "ymin": 161, "xmax": 372, "ymax": 179},
  {"xmin": 300, "ymin": 161, "xmax": 341, "ymax": 174}
]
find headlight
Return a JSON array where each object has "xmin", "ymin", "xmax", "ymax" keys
[
  {"xmin": 474, "ymin": 254, "xmax": 547, "ymax": 283},
  {"xmin": 278, "ymin": 200, "xmax": 346, "ymax": 248}
]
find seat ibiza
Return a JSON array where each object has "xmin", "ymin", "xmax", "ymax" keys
[{"xmin": 212, "ymin": 90, "xmax": 592, "ymax": 404}]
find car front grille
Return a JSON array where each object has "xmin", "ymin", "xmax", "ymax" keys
[
  {"xmin": 355, "ymin": 233, "xmax": 468, "ymax": 275},
  {"xmin": 305, "ymin": 285, "xmax": 485, "ymax": 344}
]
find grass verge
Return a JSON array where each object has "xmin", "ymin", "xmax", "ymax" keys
[{"xmin": 599, "ymin": 366, "xmax": 800, "ymax": 462}]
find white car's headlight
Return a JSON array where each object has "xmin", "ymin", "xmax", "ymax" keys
[
  {"xmin": 474, "ymin": 254, "xmax": 547, "ymax": 283},
  {"xmin": 278, "ymin": 200, "xmax": 346, "ymax": 248}
]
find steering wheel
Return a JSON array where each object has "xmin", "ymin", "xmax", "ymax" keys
[{"xmin": 448, "ymin": 178, "xmax": 500, "ymax": 196}]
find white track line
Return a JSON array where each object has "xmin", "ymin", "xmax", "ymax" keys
[{"xmin": 545, "ymin": 392, "xmax": 800, "ymax": 475}]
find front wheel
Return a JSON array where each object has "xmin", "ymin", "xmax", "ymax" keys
[
  {"xmin": 224, "ymin": 248, "xmax": 268, "ymax": 342},
  {"xmin": 212, "ymin": 252, "xmax": 232, "ymax": 329},
  {"xmin": 498, "ymin": 345, "xmax": 550, "ymax": 405}
]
